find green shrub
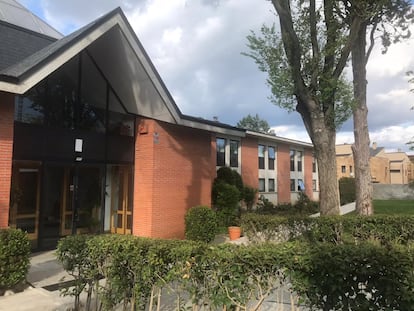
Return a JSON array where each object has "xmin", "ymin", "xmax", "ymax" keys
[
  {"xmin": 56, "ymin": 234, "xmax": 414, "ymax": 311},
  {"xmin": 185, "ymin": 206, "xmax": 218, "ymax": 243},
  {"xmin": 339, "ymin": 177, "xmax": 356, "ymax": 205},
  {"xmin": 242, "ymin": 186, "xmax": 257, "ymax": 211},
  {"xmin": 0, "ymin": 229, "xmax": 30, "ymax": 295},
  {"xmin": 214, "ymin": 183, "xmax": 240, "ymax": 227},
  {"xmin": 291, "ymin": 242, "xmax": 414, "ymax": 310}
]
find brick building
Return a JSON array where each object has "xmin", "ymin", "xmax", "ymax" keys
[{"xmin": 0, "ymin": 1, "xmax": 317, "ymax": 248}]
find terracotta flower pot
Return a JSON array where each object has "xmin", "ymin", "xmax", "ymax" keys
[{"xmin": 228, "ymin": 226, "xmax": 241, "ymax": 241}]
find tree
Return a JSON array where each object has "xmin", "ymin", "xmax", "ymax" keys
[
  {"xmin": 236, "ymin": 113, "xmax": 271, "ymax": 133},
  {"xmin": 348, "ymin": 0, "xmax": 413, "ymax": 215},
  {"xmin": 244, "ymin": 0, "xmax": 356, "ymax": 215}
]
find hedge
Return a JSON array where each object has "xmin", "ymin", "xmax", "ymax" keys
[
  {"xmin": 241, "ymin": 213, "xmax": 414, "ymax": 245},
  {"xmin": 57, "ymin": 234, "xmax": 414, "ymax": 311},
  {"xmin": 0, "ymin": 228, "xmax": 30, "ymax": 295}
]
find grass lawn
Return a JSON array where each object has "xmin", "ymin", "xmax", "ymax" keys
[{"xmin": 373, "ymin": 199, "xmax": 414, "ymax": 215}]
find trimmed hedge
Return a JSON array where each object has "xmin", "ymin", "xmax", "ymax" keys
[
  {"xmin": 0, "ymin": 228, "xmax": 30, "ymax": 295},
  {"xmin": 241, "ymin": 213, "xmax": 414, "ymax": 244},
  {"xmin": 185, "ymin": 205, "xmax": 218, "ymax": 243},
  {"xmin": 57, "ymin": 234, "xmax": 414, "ymax": 310}
]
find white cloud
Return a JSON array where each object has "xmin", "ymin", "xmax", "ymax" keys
[{"xmin": 18, "ymin": 0, "xmax": 414, "ymax": 152}]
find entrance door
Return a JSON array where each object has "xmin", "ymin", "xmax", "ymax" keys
[
  {"xmin": 61, "ymin": 166, "xmax": 103, "ymax": 235},
  {"xmin": 9, "ymin": 162, "xmax": 41, "ymax": 248},
  {"xmin": 110, "ymin": 166, "xmax": 132, "ymax": 234}
]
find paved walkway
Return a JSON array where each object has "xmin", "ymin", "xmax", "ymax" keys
[{"xmin": 0, "ymin": 250, "xmax": 74, "ymax": 311}]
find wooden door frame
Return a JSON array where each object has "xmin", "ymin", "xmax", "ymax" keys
[{"xmin": 9, "ymin": 161, "xmax": 41, "ymax": 247}]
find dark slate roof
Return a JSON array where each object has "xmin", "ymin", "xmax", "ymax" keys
[
  {"xmin": 0, "ymin": 7, "xmax": 121, "ymax": 82},
  {"xmin": 0, "ymin": 21, "xmax": 56, "ymax": 71},
  {"xmin": 181, "ymin": 114, "xmax": 245, "ymax": 132},
  {"xmin": 370, "ymin": 147, "xmax": 384, "ymax": 157}
]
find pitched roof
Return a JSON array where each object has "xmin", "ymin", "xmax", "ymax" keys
[
  {"xmin": 0, "ymin": 0, "xmax": 62, "ymax": 38},
  {"xmin": 0, "ymin": 6, "xmax": 247, "ymax": 137}
]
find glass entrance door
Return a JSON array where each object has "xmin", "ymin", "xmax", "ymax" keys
[
  {"xmin": 9, "ymin": 162, "xmax": 41, "ymax": 248},
  {"xmin": 110, "ymin": 166, "xmax": 132, "ymax": 234}
]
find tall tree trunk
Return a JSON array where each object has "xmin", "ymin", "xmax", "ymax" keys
[
  {"xmin": 351, "ymin": 23, "xmax": 373, "ymax": 215},
  {"xmin": 300, "ymin": 107, "xmax": 340, "ymax": 215}
]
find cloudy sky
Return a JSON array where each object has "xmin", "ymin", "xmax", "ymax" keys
[{"xmin": 19, "ymin": 0, "xmax": 414, "ymax": 152}]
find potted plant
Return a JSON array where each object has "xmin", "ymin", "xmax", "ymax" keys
[{"xmin": 228, "ymin": 223, "xmax": 241, "ymax": 241}]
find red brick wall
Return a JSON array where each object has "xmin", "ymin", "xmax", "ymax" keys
[
  {"xmin": 133, "ymin": 118, "xmax": 215, "ymax": 239},
  {"xmin": 241, "ymin": 136, "xmax": 258, "ymax": 189},
  {"xmin": 277, "ymin": 143, "xmax": 291, "ymax": 203},
  {"xmin": 0, "ymin": 92, "xmax": 14, "ymax": 228},
  {"xmin": 304, "ymin": 148, "xmax": 313, "ymax": 199}
]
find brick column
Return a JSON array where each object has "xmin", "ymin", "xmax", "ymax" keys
[{"xmin": 0, "ymin": 92, "xmax": 14, "ymax": 228}]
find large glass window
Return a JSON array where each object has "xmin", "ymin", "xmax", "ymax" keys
[
  {"xmin": 312, "ymin": 154, "xmax": 317, "ymax": 173},
  {"xmin": 230, "ymin": 140, "xmax": 239, "ymax": 168},
  {"xmin": 268, "ymin": 178, "xmax": 275, "ymax": 192},
  {"xmin": 297, "ymin": 151, "xmax": 303, "ymax": 172},
  {"xmin": 268, "ymin": 146, "xmax": 275, "ymax": 170},
  {"xmin": 45, "ymin": 56, "xmax": 78, "ymax": 129},
  {"xmin": 79, "ymin": 53, "xmax": 106, "ymax": 133},
  {"xmin": 290, "ymin": 179, "xmax": 295, "ymax": 192},
  {"xmin": 258, "ymin": 178, "xmax": 265, "ymax": 192},
  {"xmin": 290, "ymin": 150, "xmax": 295, "ymax": 171},
  {"xmin": 258, "ymin": 145, "xmax": 265, "ymax": 169},
  {"xmin": 108, "ymin": 90, "xmax": 134, "ymax": 136},
  {"xmin": 216, "ymin": 138, "xmax": 226, "ymax": 167}
]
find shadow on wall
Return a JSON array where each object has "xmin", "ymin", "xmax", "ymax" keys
[{"xmin": 156, "ymin": 122, "xmax": 215, "ymax": 237}]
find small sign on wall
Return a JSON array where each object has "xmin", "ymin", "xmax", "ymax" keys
[{"xmin": 75, "ymin": 139, "xmax": 83, "ymax": 152}]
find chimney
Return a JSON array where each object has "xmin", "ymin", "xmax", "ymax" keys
[
  {"xmin": 372, "ymin": 142, "xmax": 377, "ymax": 150},
  {"xmin": 213, "ymin": 116, "xmax": 218, "ymax": 122}
]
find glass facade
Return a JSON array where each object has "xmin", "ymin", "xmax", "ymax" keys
[{"xmin": 10, "ymin": 51, "xmax": 135, "ymax": 249}]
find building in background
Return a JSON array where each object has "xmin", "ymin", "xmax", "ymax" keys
[
  {"xmin": 0, "ymin": 0, "xmax": 317, "ymax": 249},
  {"xmin": 336, "ymin": 143, "xmax": 412, "ymax": 184}
]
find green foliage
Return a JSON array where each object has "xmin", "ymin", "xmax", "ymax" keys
[
  {"xmin": 339, "ymin": 177, "xmax": 356, "ymax": 205},
  {"xmin": 292, "ymin": 243, "xmax": 414, "ymax": 310},
  {"xmin": 56, "ymin": 234, "xmax": 95, "ymax": 310},
  {"xmin": 255, "ymin": 194, "xmax": 318, "ymax": 216},
  {"xmin": 0, "ymin": 229, "xmax": 30, "ymax": 294},
  {"xmin": 215, "ymin": 183, "xmax": 240, "ymax": 227},
  {"xmin": 241, "ymin": 213, "xmax": 414, "ymax": 245},
  {"xmin": 242, "ymin": 20, "xmax": 353, "ymax": 129},
  {"xmin": 236, "ymin": 113, "xmax": 271, "ymax": 133},
  {"xmin": 57, "ymin": 233, "xmax": 414, "ymax": 310},
  {"xmin": 212, "ymin": 167, "xmax": 245, "ymax": 227},
  {"xmin": 185, "ymin": 206, "xmax": 218, "ymax": 243},
  {"xmin": 242, "ymin": 186, "xmax": 257, "ymax": 211}
]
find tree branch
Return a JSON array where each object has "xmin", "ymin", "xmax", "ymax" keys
[
  {"xmin": 310, "ymin": 0, "xmax": 320, "ymax": 91},
  {"xmin": 366, "ymin": 22, "xmax": 378, "ymax": 63},
  {"xmin": 333, "ymin": 15, "xmax": 362, "ymax": 80},
  {"xmin": 271, "ymin": 0, "xmax": 308, "ymax": 104}
]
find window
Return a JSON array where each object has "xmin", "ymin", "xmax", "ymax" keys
[
  {"xmin": 268, "ymin": 146, "xmax": 275, "ymax": 170},
  {"xmin": 297, "ymin": 151, "xmax": 303, "ymax": 172},
  {"xmin": 298, "ymin": 179, "xmax": 304, "ymax": 191},
  {"xmin": 341, "ymin": 165, "xmax": 346, "ymax": 173},
  {"xmin": 312, "ymin": 155, "xmax": 316, "ymax": 173},
  {"xmin": 268, "ymin": 178, "xmax": 275, "ymax": 192},
  {"xmin": 290, "ymin": 179, "xmax": 295, "ymax": 192},
  {"xmin": 259, "ymin": 178, "xmax": 265, "ymax": 192},
  {"xmin": 290, "ymin": 150, "xmax": 295, "ymax": 171},
  {"xmin": 230, "ymin": 140, "xmax": 239, "ymax": 168},
  {"xmin": 312, "ymin": 179, "xmax": 317, "ymax": 191},
  {"xmin": 350, "ymin": 166, "xmax": 353, "ymax": 174},
  {"xmin": 258, "ymin": 145, "xmax": 265, "ymax": 169},
  {"xmin": 216, "ymin": 138, "xmax": 226, "ymax": 166}
]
